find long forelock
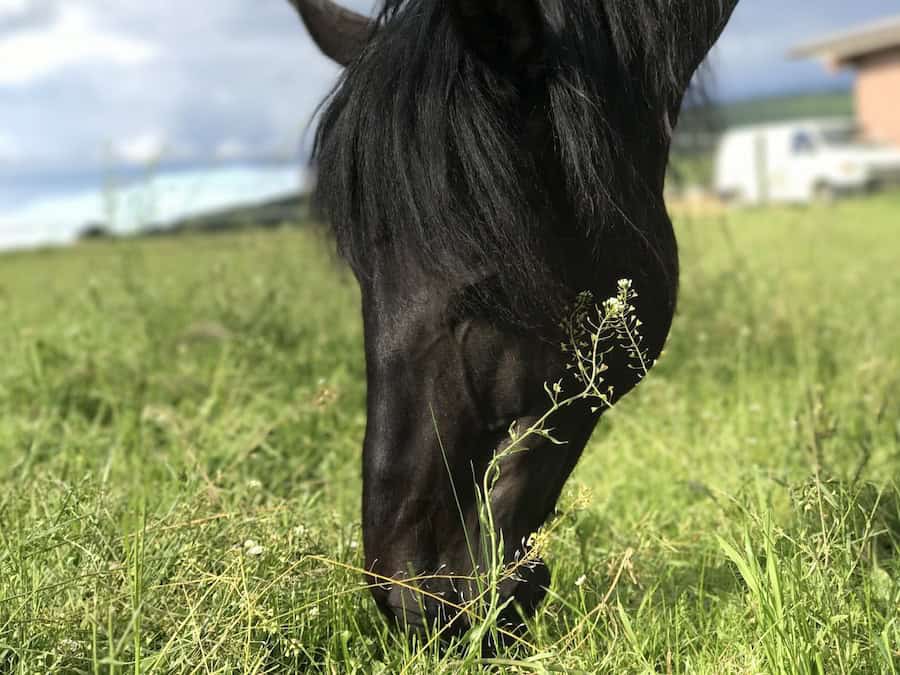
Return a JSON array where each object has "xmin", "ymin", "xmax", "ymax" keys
[{"xmin": 312, "ymin": 0, "xmax": 700, "ymax": 321}]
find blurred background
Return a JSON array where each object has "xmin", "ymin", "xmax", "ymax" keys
[
  {"xmin": 0, "ymin": 0, "xmax": 898, "ymax": 249},
  {"xmin": 1, "ymin": 5, "xmax": 898, "ymax": 669}
]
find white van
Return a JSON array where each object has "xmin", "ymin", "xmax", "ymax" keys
[{"xmin": 714, "ymin": 118, "xmax": 900, "ymax": 205}]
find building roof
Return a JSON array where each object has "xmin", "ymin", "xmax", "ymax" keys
[{"xmin": 791, "ymin": 15, "xmax": 900, "ymax": 66}]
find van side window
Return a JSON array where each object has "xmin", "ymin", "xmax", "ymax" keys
[{"xmin": 792, "ymin": 132, "xmax": 815, "ymax": 155}]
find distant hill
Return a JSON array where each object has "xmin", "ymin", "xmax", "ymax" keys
[
  {"xmin": 676, "ymin": 89, "xmax": 855, "ymax": 145},
  {"xmin": 710, "ymin": 90, "xmax": 854, "ymax": 129},
  {"xmin": 143, "ymin": 193, "xmax": 311, "ymax": 237},
  {"xmin": 79, "ymin": 193, "xmax": 311, "ymax": 242}
]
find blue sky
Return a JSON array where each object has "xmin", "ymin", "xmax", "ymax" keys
[{"xmin": 0, "ymin": 0, "xmax": 897, "ymax": 196}]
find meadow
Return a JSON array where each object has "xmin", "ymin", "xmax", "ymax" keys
[{"xmin": 0, "ymin": 193, "xmax": 897, "ymax": 673}]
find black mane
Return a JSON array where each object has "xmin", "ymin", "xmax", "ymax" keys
[{"xmin": 312, "ymin": 0, "xmax": 724, "ymax": 320}]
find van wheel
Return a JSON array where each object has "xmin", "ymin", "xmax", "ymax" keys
[{"xmin": 813, "ymin": 182, "xmax": 836, "ymax": 204}]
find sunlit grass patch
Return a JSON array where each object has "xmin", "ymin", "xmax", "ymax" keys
[{"xmin": 0, "ymin": 195, "xmax": 898, "ymax": 672}]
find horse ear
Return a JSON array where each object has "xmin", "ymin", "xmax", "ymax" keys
[
  {"xmin": 450, "ymin": 0, "xmax": 545, "ymax": 73},
  {"xmin": 288, "ymin": 0, "xmax": 374, "ymax": 66}
]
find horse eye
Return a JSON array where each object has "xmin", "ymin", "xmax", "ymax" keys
[
  {"xmin": 486, "ymin": 417, "xmax": 516, "ymax": 435},
  {"xmin": 487, "ymin": 415, "xmax": 520, "ymax": 438}
]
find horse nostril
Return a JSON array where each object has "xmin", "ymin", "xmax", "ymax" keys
[
  {"xmin": 514, "ymin": 557, "xmax": 550, "ymax": 611},
  {"xmin": 377, "ymin": 580, "xmax": 469, "ymax": 637},
  {"xmin": 479, "ymin": 560, "xmax": 551, "ymax": 655}
]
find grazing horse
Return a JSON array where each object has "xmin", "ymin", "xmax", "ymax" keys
[{"xmin": 292, "ymin": 0, "xmax": 738, "ymax": 637}]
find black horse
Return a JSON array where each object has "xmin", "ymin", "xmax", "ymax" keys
[{"xmin": 292, "ymin": 0, "xmax": 737, "ymax": 638}]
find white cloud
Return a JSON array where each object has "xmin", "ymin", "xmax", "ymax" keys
[
  {"xmin": 114, "ymin": 131, "xmax": 167, "ymax": 164},
  {"xmin": 0, "ymin": 132, "xmax": 17, "ymax": 160},
  {"xmin": 112, "ymin": 130, "xmax": 200, "ymax": 165},
  {"xmin": 0, "ymin": 5, "xmax": 157, "ymax": 86},
  {"xmin": 0, "ymin": 0, "xmax": 29, "ymax": 18},
  {"xmin": 215, "ymin": 138, "xmax": 250, "ymax": 161}
]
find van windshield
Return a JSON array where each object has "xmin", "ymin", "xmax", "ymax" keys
[
  {"xmin": 819, "ymin": 127, "xmax": 860, "ymax": 147},
  {"xmin": 792, "ymin": 132, "xmax": 816, "ymax": 154},
  {"xmin": 792, "ymin": 126, "xmax": 869, "ymax": 155}
]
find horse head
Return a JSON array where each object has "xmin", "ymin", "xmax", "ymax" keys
[{"xmin": 292, "ymin": 0, "xmax": 737, "ymax": 640}]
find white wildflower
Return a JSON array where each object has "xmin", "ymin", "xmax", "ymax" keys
[
  {"xmin": 59, "ymin": 638, "xmax": 80, "ymax": 655},
  {"xmin": 603, "ymin": 296, "xmax": 625, "ymax": 317},
  {"xmin": 244, "ymin": 539, "xmax": 264, "ymax": 556}
]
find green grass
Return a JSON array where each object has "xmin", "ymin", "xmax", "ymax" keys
[{"xmin": 0, "ymin": 193, "xmax": 898, "ymax": 673}]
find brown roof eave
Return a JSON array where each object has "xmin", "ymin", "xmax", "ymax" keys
[{"xmin": 790, "ymin": 15, "xmax": 900, "ymax": 65}]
